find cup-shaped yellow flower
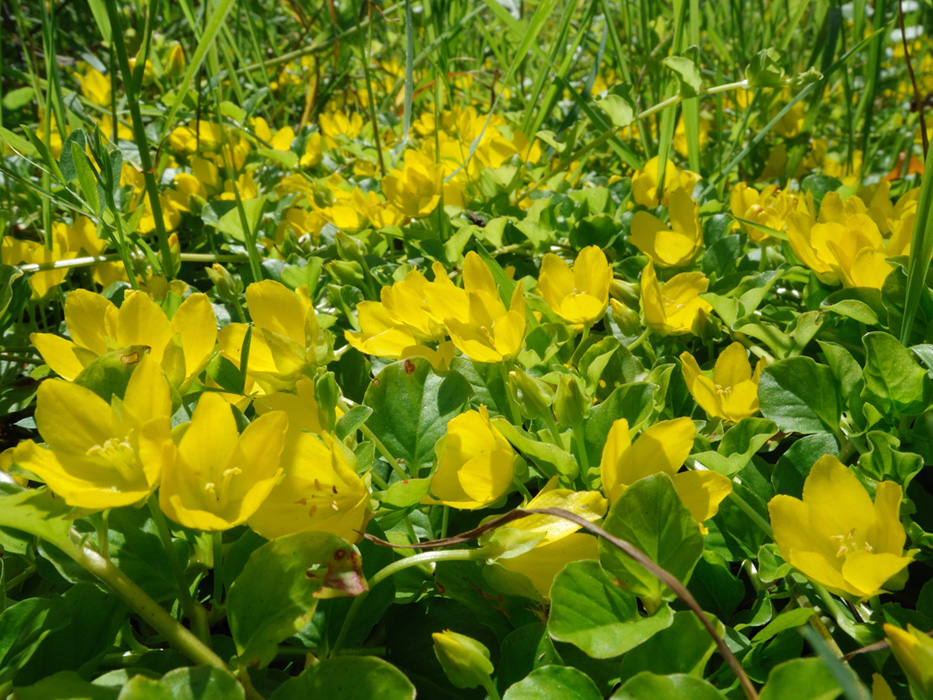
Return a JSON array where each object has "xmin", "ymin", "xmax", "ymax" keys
[
  {"xmin": 30, "ymin": 289, "xmax": 217, "ymax": 387},
  {"xmin": 423, "ymin": 406, "xmax": 515, "ymax": 510},
  {"xmin": 248, "ymin": 431, "xmax": 369, "ymax": 542},
  {"xmin": 446, "ymin": 284, "xmax": 526, "ymax": 363},
  {"xmin": 599, "ymin": 417, "xmax": 732, "ymax": 526},
  {"xmin": 498, "ymin": 482, "xmax": 607, "ymax": 598},
  {"xmin": 13, "ymin": 355, "xmax": 173, "ymax": 510},
  {"xmin": 640, "ymin": 261, "xmax": 712, "ymax": 336},
  {"xmin": 730, "ymin": 183, "xmax": 806, "ymax": 243},
  {"xmin": 769, "ymin": 455, "xmax": 914, "ymax": 599},
  {"xmin": 884, "ymin": 623, "xmax": 933, "ymax": 698},
  {"xmin": 680, "ymin": 343, "xmax": 765, "ymax": 423},
  {"xmin": 631, "ymin": 156, "xmax": 700, "ymax": 207},
  {"xmin": 536, "ymin": 246, "xmax": 613, "ymax": 325},
  {"xmin": 382, "ymin": 149, "xmax": 444, "ymax": 219},
  {"xmin": 159, "ymin": 392, "xmax": 288, "ymax": 531},
  {"xmin": 787, "ymin": 192, "xmax": 894, "ymax": 289},
  {"xmin": 219, "ymin": 280, "xmax": 331, "ymax": 392},
  {"xmin": 630, "ymin": 189, "xmax": 703, "ymax": 267}
]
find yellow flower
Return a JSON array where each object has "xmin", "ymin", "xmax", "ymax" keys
[
  {"xmin": 31, "ymin": 289, "xmax": 217, "ymax": 387},
  {"xmin": 599, "ymin": 417, "xmax": 731, "ymax": 526},
  {"xmin": 300, "ymin": 132, "xmax": 323, "ymax": 168},
  {"xmin": 884, "ymin": 623, "xmax": 933, "ymax": 697},
  {"xmin": 787, "ymin": 192, "xmax": 894, "ymax": 289},
  {"xmin": 248, "ymin": 430, "xmax": 369, "ymax": 542},
  {"xmin": 640, "ymin": 260, "xmax": 712, "ymax": 336},
  {"xmin": 730, "ymin": 183, "xmax": 807, "ymax": 243},
  {"xmin": 12, "ymin": 355, "xmax": 173, "ymax": 510},
  {"xmin": 159, "ymin": 392, "xmax": 287, "ymax": 531},
  {"xmin": 499, "ymin": 481, "xmax": 607, "ymax": 598},
  {"xmin": 217, "ymin": 280, "xmax": 331, "ymax": 393},
  {"xmin": 319, "ymin": 110, "xmax": 364, "ymax": 146},
  {"xmin": 536, "ymin": 246, "xmax": 613, "ymax": 325},
  {"xmin": 423, "ymin": 406, "xmax": 515, "ymax": 510},
  {"xmin": 78, "ymin": 67, "xmax": 111, "ymax": 107},
  {"xmin": 445, "ymin": 270, "xmax": 526, "ymax": 363},
  {"xmin": 768, "ymin": 455, "xmax": 914, "ymax": 599},
  {"xmin": 631, "ymin": 156, "xmax": 701, "ymax": 207},
  {"xmin": 345, "ymin": 265, "xmax": 449, "ymax": 359},
  {"xmin": 680, "ymin": 343, "xmax": 765, "ymax": 423},
  {"xmin": 382, "ymin": 150, "xmax": 444, "ymax": 219},
  {"xmin": 629, "ymin": 189, "xmax": 703, "ymax": 267}
]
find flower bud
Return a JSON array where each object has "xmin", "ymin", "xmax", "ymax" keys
[
  {"xmin": 314, "ymin": 371, "xmax": 340, "ymax": 431},
  {"xmin": 609, "ymin": 299, "xmax": 642, "ymax": 336},
  {"xmin": 205, "ymin": 263, "xmax": 240, "ymax": 302},
  {"xmin": 508, "ymin": 368, "xmax": 553, "ymax": 422},
  {"xmin": 610, "ymin": 278, "xmax": 640, "ymax": 307},
  {"xmin": 166, "ymin": 44, "xmax": 186, "ymax": 80},
  {"xmin": 432, "ymin": 630, "xmax": 494, "ymax": 690},
  {"xmin": 327, "ymin": 260, "xmax": 366, "ymax": 287},
  {"xmin": 554, "ymin": 374, "xmax": 587, "ymax": 428},
  {"xmin": 885, "ymin": 623, "xmax": 933, "ymax": 698},
  {"xmin": 335, "ymin": 231, "xmax": 367, "ymax": 265}
]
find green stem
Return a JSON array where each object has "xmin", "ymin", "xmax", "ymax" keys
[
  {"xmin": 66, "ymin": 541, "xmax": 226, "ymax": 669},
  {"xmin": 625, "ymin": 328, "xmax": 651, "ymax": 352},
  {"xmin": 212, "ymin": 532, "xmax": 224, "ymax": 609},
  {"xmin": 359, "ymin": 424, "xmax": 409, "ymax": 480},
  {"xmin": 572, "ymin": 423, "xmax": 591, "ymax": 477},
  {"xmin": 726, "ymin": 490, "xmax": 773, "ymax": 538},
  {"xmin": 498, "ymin": 362, "xmax": 523, "ymax": 426},
  {"xmin": 481, "ymin": 675, "xmax": 502, "ymax": 700},
  {"xmin": 147, "ymin": 497, "xmax": 211, "ymax": 644},
  {"xmin": 330, "ymin": 548, "xmax": 489, "ymax": 656}
]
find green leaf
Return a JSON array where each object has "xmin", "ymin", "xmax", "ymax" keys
[
  {"xmin": 380, "ymin": 478, "xmax": 432, "ymax": 508},
  {"xmin": 771, "ymin": 433, "xmax": 839, "ymax": 499},
  {"xmin": 13, "ymin": 671, "xmax": 119, "ymax": 700},
  {"xmin": 203, "ymin": 198, "xmax": 266, "ymax": 243},
  {"xmin": 364, "ymin": 358, "xmax": 473, "ymax": 475},
  {"xmin": 597, "ymin": 85, "xmax": 637, "ymax": 129},
  {"xmin": 759, "ymin": 657, "xmax": 842, "ymax": 700},
  {"xmin": 228, "ymin": 532, "xmax": 364, "ymax": 668},
  {"xmin": 662, "ymin": 55, "xmax": 703, "ymax": 97},
  {"xmin": 583, "ymin": 383, "xmax": 656, "ymax": 460},
  {"xmin": 617, "ymin": 611, "xmax": 721, "ymax": 682},
  {"xmin": 107, "ymin": 507, "xmax": 189, "ymax": 603},
  {"xmin": 861, "ymin": 331, "xmax": 932, "ymax": 416},
  {"xmin": 0, "ymin": 597, "xmax": 68, "ymax": 683},
  {"xmin": 548, "ymin": 560, "xmax": 674, "ymax": 658},
  {"xmin": 74, "ymin": 346, "xmax": 149, "ymax": 402},
  {"xmin": 503, "ymin": 666, "xmax": 603, "ymax": 700},
  {"xmin": 746, "ymin": 48, "xmax": 785, "ymax": 87},
  {"xmin": 859, "ymin": 431, "xmax": 923, "ymax": 487},
  {"xmin": 598, "ymin": 474, "xmax": 704, "ymax": 606},
  {"xmin": 0, "ymin": 126, "xmax": 39, "ymax": 158},
  {"xmin": 71, "ymin": 141, "xmax": 101, "ymax": 215},
  {"xmin": 692, "ymin": 418, "xmax": 778, "ymax": 476},
  {"xmin": 492, "ymin": 418, "xmax": 579, "ymax": 481},
  {"xmin": 118, "ymin": 667, "xmax": 244, "ymax": 700},
  {"xmin": 752, "ymin": 607, "xmax": 815, "ymax": 644},
  {"xmin": 0, "ymin": 488, "xmax": 75, "ymax": 550},
  {"xmin": 270, "ymin": 657, "xmax": 415, "ymax": 700},
  {"xmin": 2, "ymin": 87, "xmax": 35, "ymax": 111},
  {"xmin": 758, "ymin": 357, "xmax": 840, "ymax": 434},
  {"xmin": 611, "ymin": 672, "xmax": 728, "ymax": 699},
  {"xmin": 335, "ymin": 405, "xmax": 373, "ymax": 441},
  {"xmin": 14, "ymin": 583, "xmax": 125, "ymax": 686},
  {"xmin": 497, "ymin": 624, "xmax": 562, "ymax": 691},
  {"xmin": 58, "ymin": 130, "xmax": 88, "ymax": 184}
]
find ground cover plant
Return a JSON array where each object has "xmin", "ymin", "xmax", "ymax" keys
[{"xmin": 2, "ymin": 0, "xmax": 933, "ymax": 697}]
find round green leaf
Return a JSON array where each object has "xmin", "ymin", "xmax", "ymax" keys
[
  {"xmin": 548, "ymin": 560, "xmax": 673, "ymax": 658},
  {"xmin": 270, "ymin": 656, "xmax": 415, "ymax": 700},
  {"xmin": 757, "ymin": 357, "xmax": 840, "ymax": 434},
  {"xmin": 610, "ymin": 672, "xmax": 728, "ymax": 699},
  {"xmin": 598, "ymin": 473, "xmax": 704, "ymax": 607},
  {"xmin": 503, "ymin": 665, "xmax": 602, "ymax": 700}
]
